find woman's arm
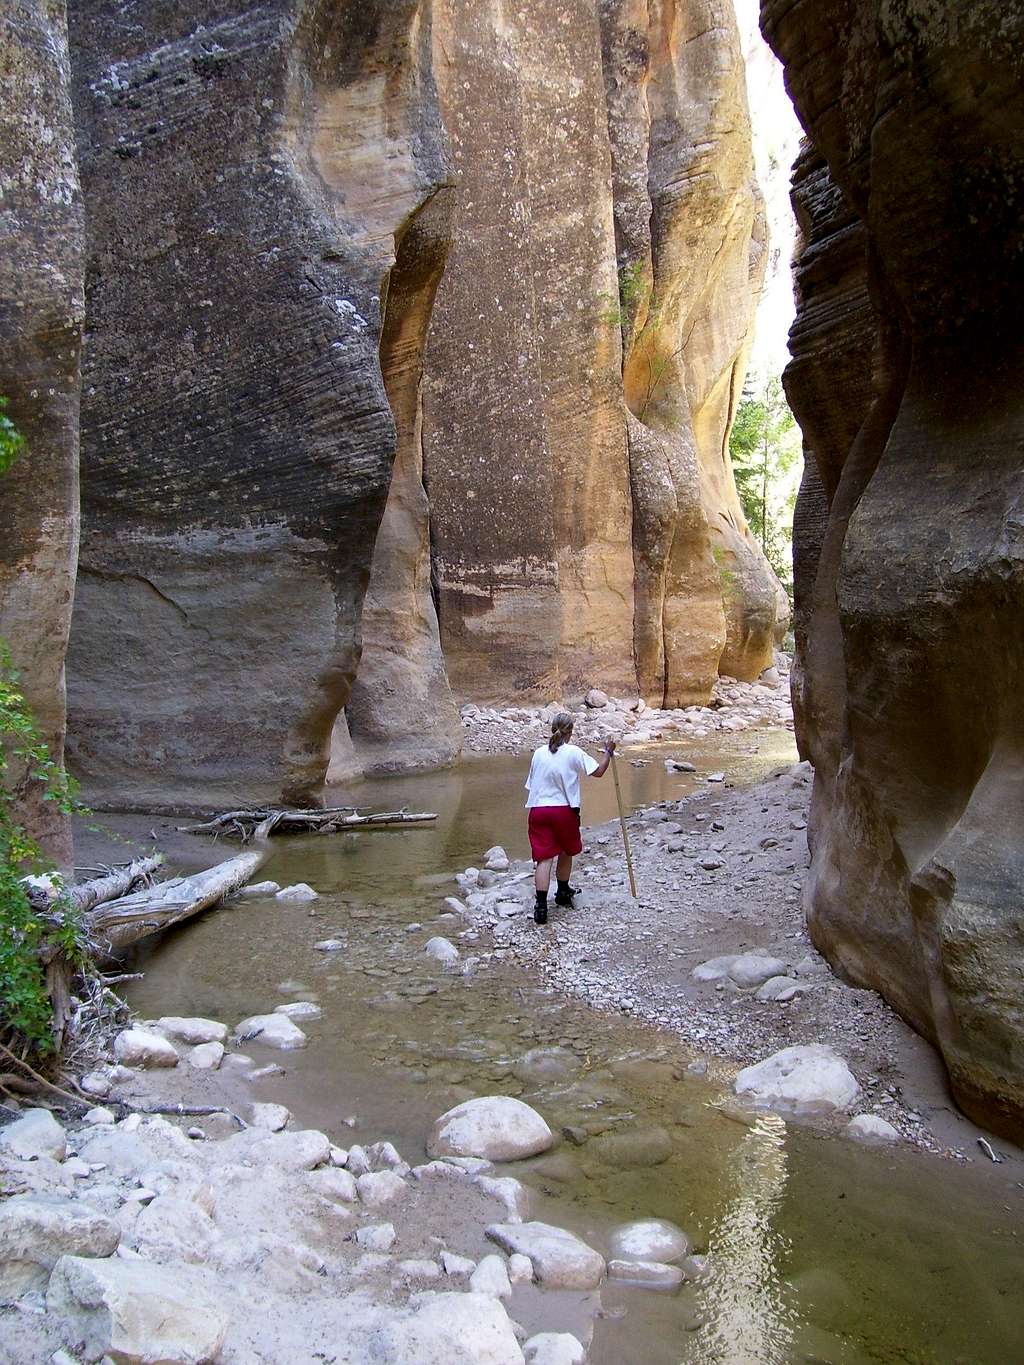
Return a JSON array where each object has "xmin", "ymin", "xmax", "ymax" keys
[{"xmin": 590, "ymin": 738, "xmax": 617, "ymax": 778}]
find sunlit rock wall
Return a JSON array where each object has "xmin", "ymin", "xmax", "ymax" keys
[
  {"xmin": 0, "ymin": 1, "xmax": 83, "ymax": 865},
  {"xmin": 765, "ymin": 0, "xmax": 1024, "ymax": 1140},
  {"xmin": 65, "ymin": 0, "xmax": 450, "ymax": 808},
  {"xmin": 421, "ymin": 0, "xmax": 780, "ymax": 706}
]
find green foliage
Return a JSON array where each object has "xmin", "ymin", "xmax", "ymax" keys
[
  {"xmin": 0, "ymin": 404, "xmax": 88, "ymax": 1053},
  {"xmin": 0, "ymin": 397, "xmax": 24, "ymax": 477},
  {"xmin": 729, "ymin": 376, "xmax": 802, "ymax": 598}
]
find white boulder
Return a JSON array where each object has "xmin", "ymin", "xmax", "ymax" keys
[
  {"xmin": 424, "ymin": 936, "xmax": 460, "ymax": 966},
  {"xmin": 47, "ymin": 1254, "xmax": 229, "ymax": 1365},
  {"xmin": 728, "ymin": 954, "xmax": 790, "ymax": 988},
  {"xmin": 846, "ymin": 1114, "xmax": 900, "ymax": 1144},
  {"xmin": 186, "ymin": 1041, "xmax": 224, "ymax": 1070},
  {"xmin": 113, "ymin": 1028, "xmax": 179, "ymax": 1069},
  {"xmin": 607, "ymin": 1218, "xmax": 690, "ymax": 1264},
  {"xmin": 755, "ymin": 976, "xmax": 808, "ymax": 1003},
  {"xmin": 357, "ymin": 1170, "xmax": 406, "ymax": 1208},
  {"xmin": 584, "ymin": 689, "xmax": 608, "ymax": 708},
  {"xmin": 734, "ymin": 1045, "xmax": 860, "ymax": 1118},
  {"xmin": 356, "ymin": 1223, "xmax": 396, "ymax": 1252},
  {"xmin": 274, "ymin": 1000, "xmax": 322, "ymax": 1020},
  {"xmin": 371, "ymin": 1291, "xmax": 524, "ymax": 1365},
  {"xmin": 607, "ymin": 1258, "xmax": 683, "ymax": 1290},
  {"xmin": 0, "ymin": 1195, "xmax": 119, "ymax": 1296},
  {"xmin": 469, "ymin": 1253, "xmax": 512, "ymax": 1299},
  {"xmin": 154, "ymin": 1016, "xmax": 227, "ymax": 1045},
  {"xmin": 486, "ymin": 1221, "xmax": 605, "ymax": 1290},
  {"xmin": 0, "ymin": 1108, "xmax": 66, "ymax": 1162},
  {"xmin": 250, "ymin": 1102, "xmax": 290, "ymax": 1132},
  {"xmin": 428, "ymin": 1097, "xmax": 553, "ymax": 1162},
  {"xmin": 236, "ymin": 880, "xmax": 280, "ymax": 896},
  {"xmin": 275, "ymin": 882, "xmax": 319, "ymax": 900},
  {"xmin": 508, "ymin": 1252, "xmax": 533, "ymax": 1284},
  {"xmin": 691, "ymin": 955, "xmax": 739, "ymax": 983},
  {"xmin": 523, "ymin": 1333, "xmax": 587, "ymax": 1365},
  {"xmin": 484, "ymin": 845, "xmax": 510, "ymax": 872},
  {"xmin": 308, "ymin": 1167, "xmax": 358, "ymax": 1203},
  {"xmin": 246, "ymin": 1129, "xmax": 331, "ymax": 1171},
  {"xmin": 233, "ymin": 1013, "xmax": 307, "ymax": 1049}
]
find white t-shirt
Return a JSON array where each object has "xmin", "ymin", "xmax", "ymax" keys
[{"xmin": 524, "ymin": 742, "xmax": 599, "ymax": 808}]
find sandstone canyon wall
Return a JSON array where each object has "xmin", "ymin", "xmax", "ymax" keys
[
  {"xmin": 0, "ymin": 1, "xmax": 83, "ymax": 865},
  {"xmin": 765, "ymin": 0, "xmax": 1024, "ymax": 1139},
  {"xmin": 64, "ymin": 0, "xmax": 451, "ymax": 808}
]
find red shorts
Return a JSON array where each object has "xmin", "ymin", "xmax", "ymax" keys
[{"xmin": 528, "ymin": 805, "xmax": 582, "ymax": 861}]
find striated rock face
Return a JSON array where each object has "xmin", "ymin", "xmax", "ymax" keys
[
  {"xmin": 766, "ymin": 0, "xmax": 1024, "ymax": 1139},
  {"xmin": 421, "ymin": 0, "xmax": 780, "ymax": 707},
  {"xmin": 0, "ymin": 2, "xmax": 83, "ymax": 865},
  {"xmin": 65, "ymin": 1, "xmax": 450, "ymax": 808}
]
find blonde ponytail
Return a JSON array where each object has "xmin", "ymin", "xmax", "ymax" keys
[{"xmin": 549, "ymin": 712, "xmax": 574, "ymax": 753}]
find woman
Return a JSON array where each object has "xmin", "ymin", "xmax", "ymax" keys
[{"xmin": 524, "ymin": 712, "xmax": 616, "ymax": 924}]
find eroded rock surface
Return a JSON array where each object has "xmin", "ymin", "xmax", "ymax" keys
[
  {"xmin": 765, "ymin": 0, "xmax": 1024, "ymax": 1139},
  {"xmin": 65, "ymin": 1, "xmax": 451, "ymax": 809}
]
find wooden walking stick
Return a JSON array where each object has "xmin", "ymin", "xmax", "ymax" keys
[{"xmin": 609, "ymin": 751, "xmax": 638, "ymax": 899}]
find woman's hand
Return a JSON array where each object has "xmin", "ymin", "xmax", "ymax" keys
[{"xmin": 603, "ymin": 739, "xmax": 617, "ymax": 755}]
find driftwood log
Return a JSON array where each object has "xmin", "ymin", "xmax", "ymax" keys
[
  {"xmin": 68, "ymin": 855, "xmax": 164, "ymax": 913},
  {"xmin": 181, "ymin": 806, "xmax": 437, "ymax": 842}
]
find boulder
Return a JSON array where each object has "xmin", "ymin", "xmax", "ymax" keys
[
  {"xmin": 356, "ymin": 1223, "xmax": 396, "ymax": 1252},
  {"xmin": 428, "ymin": 1097, "xmax": 553, "ymax": 1162},
  {"xmin": 133, "ymin": 1195, "xmax": 216, "ymax": 1264},
  {"xmin": 756, "ymin": 976, "xmax": 808, "ymax": 1003},
  {"xmin": 154, "ymin": 1016, "xmax": 227, "ymax": 1045},
  {"xmin": 236, "ymin": 880, "xmax": 280, "ymax": 896},
  {"xmin": 507, "ymin": 1253, "xmax": 533, "ymax": 1285},
  {"xmin": 113, "ymin": 1028, "xmax": 179, "ymax": 1069},
  {"xmin": 424, "ymin": 937, "xmax": 460, "ymax": 966},
  {"xmin": 0, "ymin": 1195, "xmax": 119, "ymax": 1297},
  {"xmin": 0, "ymin": 1108, "xmax": 66, "ymax": 1162},
  {"xmin": 47, "ymin": 1254, "xmax": 229, "ymax": 1365},
  {"xmin": 523, "ymin": 1334, "xmax": 586, "ymax": 1365},
  {"xmin": 607, "ymin": 1218, "xmax": 690, "ymax": 1265},
  {"xmin": 486, "ymin": 1221, "xmax": 605, "ymax": 1290},
  {"xmin": 274, "ymin": 1000, "xmax": 322, "ymax": 1021},
  {"xmin": 692, "ymin": 955, "xmax": 739, "ymax": 983},
  {"xmin": 845, "ymin": 1114, "xmax": 899, "ymax": 1145},
  {"xmin": 187, "ymin": 1041, "xmax": 224, "ymax": 1070},
  {"xmin": 233, "ymin": 1013, "xmax": 307, "ymax": 1050},
  {"xmin": 246, "ymin": 1130, "xmax": 330, "ymax": 1172},
  {"xmin": 441, "ymin": 1251, "xmax": 476, "ymax": 1277},
  {"xmin": 371, "ymin": 1291, "xmax": 524, "ymax": 1365},
  {"xmin": 729, "ymin": 954, "xmax": 790, "ymax": 988},
  {"xmin": 484, "ymin": 846, "xmax": 510, "ymax": 873},
  {"xmin": 308, "ymin": 1168, "xmax": 357, "ymax": 1203},
  {"xmin": 585, "ymin": 689, "xmax": 609, "ymax": 709},
  {"xmin": 734, "ymin": 1045, "xmax": 860, "ymax": 1118},
  {"xmin": 357, "ymin": 1170, "xmax": 407, "ymax": 1208},
  {"xmin": 607, "ymin": 1258, "xmax": 684, "ymax": 1290},
  {"xmin": 469, "ymin": 1253, "xmax": 512, "ymax": 1299},
  {"xmin": 275, "ymin": 883, "xmax": 319, "ymax": 901},
  {"xmin": 250, "ymin": 1102, "xmax": 290, "ymax": 1132}
]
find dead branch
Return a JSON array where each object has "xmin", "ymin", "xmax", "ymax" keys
[
  {"xmin": 180, "ymin": 806, "xmax": 437, "ymax": 843},
  {"xmin": 125, "ymin": 1101, "xmax": 247, "ymax": 1129},
  {"xmin": 69, "ymin": 855, "xmax": 164, "ymax": 914}
]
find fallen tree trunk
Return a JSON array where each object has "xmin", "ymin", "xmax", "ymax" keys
[
  {"xmin": 85, "ymin": 842, "xmax": 270, "ymax": 956},
  {"xmin": 182, "ymin": 806, "xmax": 437, "ymax": 842},
  {"xmin": 68, "ymin": 855, "xmax": 164, "ymax": 914}
]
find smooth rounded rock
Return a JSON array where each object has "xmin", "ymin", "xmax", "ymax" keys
[
  {"xmin": 734, "ymin": 1045, "xmax": 860, "ymax": 1118},
  {"xmin": 357, "ymin": 1170, "xmax": 406, "ymax": 1208},
  {"xmin": 0, "ymin": 1108, "xmax": 66, "ymax": 1162},
  {"xmin": 275, "ymin": 883, "xmax": 318, "ymax": 901},
  {"xmin": 428, "ymin": 1097, "xmax": 554, "ymax": 1162},
  {"xmin": 846, "ymin": 1114, "xmax": 900, "ymax": 1144},
  {"xmin": 755, "ymin": 975, "xmax": 807, "ymax": 1002},
  {"xmin": 250, "ymin": 1102, "xmax": 290, "ymax": 1132},
  {"xmin": 155, "ymin": 1016, "xmax": 227, "ymax": 1045},
  {"xmin": 692, "ymin": 955, "xmax": 739, "ymax": 983},
  {"xmin": 728, "ymin": 954, "xmax": 789, "ymax": 988},
  {"xmin": 274, "ymin": 1000, "xmax": 322, "ymax": 1021},
  {"xmin": 523, "ymin": 1333, "xmax": 587, "ymax": 1365},
  {"xmin": 608, "ymin": 1218, "xmax": 690, "ymax": 1264},
  {"xmin": 424, "ymin": 936, "xmax": 460, "ymax": 966},
  {"xmin": 234, "ymin": 1013, "xmax": 307, "ymax": 1050},
  {"xmin": 113, "ymin": 1028, "xmax": 180, "ymax": 1069},
  {"xmin": 469, "ymin": 1253, "xmax": 512, "ymax": 1299},
  {"xmin": 187, "ymin": 1041, "xmax": 224, "ymax": 1070},
  {"xmin": 486, "ymin": 1221, "xmax": 605, "ymax": 1290},
  {"xmin": 607, "ymin": 1257, "xmax": 684, "ymax": 1290}
]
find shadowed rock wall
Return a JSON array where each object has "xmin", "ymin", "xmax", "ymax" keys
[
  {"xmin": 765, "ymin": 0, "xmax": 1024, "ymax": 1139},
  {"xmin": 0, "ymin": 1, "xmax": 83, "ymax": 865},
  {"xmin": 65, "ymin": 0, "xmax": 450, "ymax": 808}
]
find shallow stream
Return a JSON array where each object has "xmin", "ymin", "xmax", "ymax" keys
[{"xmin": 123, "ymin": 732, "xmax": 1024, "ymax": 1364}]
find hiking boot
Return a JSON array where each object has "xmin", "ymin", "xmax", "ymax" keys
[
  {"xmin": 554, "ymin": 884, "xmax": 579, "ymax": 907},
  {"xmin": 534, "ymin": 905, "xmax": 548, "ymax": 925}
]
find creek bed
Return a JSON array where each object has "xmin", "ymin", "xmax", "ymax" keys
[{"xmin": 115, "ymin": 732, "xmax": 1024, "ymax": 1364}]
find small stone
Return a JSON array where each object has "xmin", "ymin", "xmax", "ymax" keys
[
  {"xmin": 507, "ymin": 1252, "xmax": 533, "ymax": 1284},
  {"xmin": 355, "ymin": 1222, "xmax": 395, "ymax": 1251},
  {"xmin": 84, "ymin": 1107, "xmax": 115, "ymax": 1126},
  {"xmin": 314, "ymin": 939, "xmax": 345, "ymax": 952},
  {"xmin": 346, "ymin": 1144, "xmax": 371, "ymax": 1175},
  {"xmin": 154, "ymin": 1016, "xmax": 227, "ymax": 1045},
  {"xmin": 396, "ymin": 1258, "xmax": 441, "ymax": 1280},
  {"xmin": 470, "ymin": 1252, "xmax": 512, "ymax": 1299},
  {"xmin": 755, "ymin": 976, "xmax": 807, "ymax": 1003},
  {"xmin": 728, "ymin": 954, "xmax": 789, "ymax": 988},
  {"xmin": 484, "ymin": 845, "xmax": 510, "ymax": 872},
  {"xmin": 608, "ymin": 1218, "xmax": 690, "ymax": 1264},
  {"xmin": 686, "ymin": 1060, "xmax": 708, "ymax": 1077},
  {"xmin": 233, "ymin": 1014, "xmax": 307, "ymax": 1050},
  {"xmin": 523, "ymin": 1333, "xmax": 587, "ymax": 1365},
  {"xmin": 307, "ymin": 1167, "xmax": 358, "ymax": 1202},
  {"xmin": 443, "ymin": 896, "xmax": 468, "ymax": 915},
  {"xmin": 187, "ymin": 1041, "xmax": 224, "ymax": 1070},
  {"xmin": 366, "ymin": 1140, "xmax": 404, "ymax": 1169},
  {"xmin": 79, "ymin": 1072, "xmax": 111, "ymax": 1098},
  {"xmin": 0, "ymin": 1109, "xmax": 67, "ymax": 1162},
  {"xmin": 274, "ymin": 1000, "xmax": 322, "ymax": 1020},
  {"xmin": 112, "ymin": 1029, "xmax": 179, "ymax": 1070},
  {"xmin": 428, "ymin": 1096, "xmax": 554, "ymax": 1161},
  {"xmin": 706, "ymin": 772, "xmax": 725, "ymax": 782},
  {"xmin": 63, "ymin": 1158, "xmax": 90, "ymax": 1179},
  {"xmin": 250, "ymin": 1102, "xmax": 290, "ymax": 1132},
  {"xmin": 236, "ymin": 880, "xmax": 280, "ymax": 896},
  {"xmin": 441, "ymin": 1250, "xmax": 476, "ymax": 1276},
  {"xmin": 329, "ymin": 1145, "xmax": 349, "ymax": 1167},
  {"xmin": 486, "ymin": 1221, "xmax": 605, "ymax": 1290},
  {"xmin": 608, "ymin": 1257, "xmax": 684, "ymax": 1290},
  {"xmin": 424, "ymin": 936, "xmax": 460, "ymax": 966},
  {"xmin": 357, "ymin": 1170, "xmax": 406, "ymax": 1208},
  {"xmin": 275, "ymin": 883, "xmax": 319, "ymax": 901},
  {"xmin": 692, "ymin": 955, "xmax": 739, "ymax": 982},
  {"xmin": 845, "ymin": 1114, "xmax": 899, "ymax": 1144}
]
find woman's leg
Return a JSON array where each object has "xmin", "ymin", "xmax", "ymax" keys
[
  {"xmin": 534, "ymin": 858, "xmax": 554, "ymax": 893},
  {"xmin": 555, "ymin": 852, "xmax": 572, "ymax": 883}
]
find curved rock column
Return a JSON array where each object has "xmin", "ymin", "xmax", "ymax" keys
[
  {"xmin": 65, "ymin": 0, "xmax": 450, "ymax": 809},
  {"xmin": 765, "ymin": 0, "xmax": 1024, "ymax": 1139},
  {"xmin": 0, "ymin": 1, "xmax": 83, "ymax": 865},
  {"xmin": 601, "ymin": 0, "xmax": 782, "ymax": 703}
]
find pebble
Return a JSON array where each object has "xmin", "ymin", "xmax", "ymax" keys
[{"xmin": 275, "ymin": 883, "xmax": 319, "ymax": 901}]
